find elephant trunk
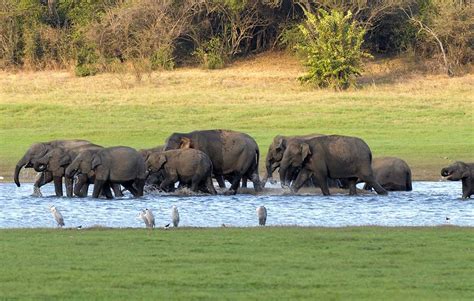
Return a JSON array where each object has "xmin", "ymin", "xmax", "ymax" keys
[
  {"xmin": 441, "ymin": 167, "xmax": 450, "ymax": 177},
  {"xmin": 14, "ymin": 154, "xmax": 30, "ymax": 187},
  {"xmin": 65, "ymin": 164, "xmax": 76, "ymax": 178}
]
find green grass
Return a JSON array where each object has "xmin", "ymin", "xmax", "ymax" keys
[
  {"xmin": 0, "ymin": 53, "xmax": 473, "ymax": 180},
  {"xmin": 0, "ymin": 227, "xmax": 473, "ymax": 300}
]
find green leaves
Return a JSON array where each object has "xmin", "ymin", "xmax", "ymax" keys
[{"xmin": 297, "ymin": 9, "xmax": 371, "ymax": 90}]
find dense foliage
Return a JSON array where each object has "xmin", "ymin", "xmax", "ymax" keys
[
  {"xmin": 0, "ymin": 0, "xmax": 472, "ymax": 76},
  {"xmin": 297, "ymin": 10, "xmax": 370, "ymax": 89}
]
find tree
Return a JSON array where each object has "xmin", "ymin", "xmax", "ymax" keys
[{"xmin": 297, "ymin": 9, "xmax": 371, "ymax": 90}]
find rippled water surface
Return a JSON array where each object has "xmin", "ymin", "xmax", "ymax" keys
[{"xmin": 0, "ymin": 182, "xmax": 472, "ymax": 228}]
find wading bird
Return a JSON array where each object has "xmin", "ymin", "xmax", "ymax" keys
[
  {"xmin": 50, "ymin": 205, "xmax": 65, "ymax": 227},
  {"xmin": 256, "ymin": 206, "xmax": 267, "ymax": 226},
  {"xmin": 145, "ymin": 208, "xmax": 155, "ymax": 228},
  {"xmin": 171, "ymin": 206, "xmax": 179, "ymax": 227},
  {"xmin": 139, "ymin": 210, "xmax": 151, "ymax": 228}
]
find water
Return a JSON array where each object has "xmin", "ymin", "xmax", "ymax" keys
[{"xmin": 0, "ymin": 182, "xmax": 472, "ymax": 228}]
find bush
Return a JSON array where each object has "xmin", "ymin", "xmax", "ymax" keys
[
  {"xmin": 194, "ymin": 37, "xmax": 227, "ymax": 69},
  {"xmin": 297, "ymin": 9, "xmax": 371, "ymax": 90},
  {"xmin": 150, "ymin": 46, "xmax": 175, "ymax": 71}
]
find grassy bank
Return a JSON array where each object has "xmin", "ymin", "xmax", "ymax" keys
[
  {"xmin": 0, "ymin": 227, "xmax": 473, "ymax": 300},
  {"xmin": 1, "ymin": 53, "xmax": 473, "ymax": 180}
]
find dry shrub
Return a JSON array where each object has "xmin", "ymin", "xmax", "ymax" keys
[{"xmin": 88, "ymin": 0, "xmax": 201, "ymax": 71}]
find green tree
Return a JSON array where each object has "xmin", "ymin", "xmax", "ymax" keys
[{"xmin": 297, "ymin": 9, "xmax": 371, "ymax": 90}]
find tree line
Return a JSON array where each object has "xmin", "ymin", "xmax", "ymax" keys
[{"xmin": 0, "ymin": 0, "xmax": 472, "ymax": 77}]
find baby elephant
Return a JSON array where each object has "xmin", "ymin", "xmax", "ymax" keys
[
  {"xmin": 441, "ymin": 161, "xmax": 473, "ymax": 199},
  {"xmin": 146, "ymin": 149, "xmax": 217, "ymax": 194}
]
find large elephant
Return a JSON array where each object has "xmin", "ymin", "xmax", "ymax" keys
[
  {"xmin": 146, "ymin": 149, "xmax": 216, "ymax": 194},
  {"xmin": 441, "ymin": 161, "xmax": 474, "ymax": 199},
  {"xmin": 66, "ymin": 146, "xmax": 146, "ymax": 198},
  {"xmin": 164, "ymin": 130, "xmax": 262, "ymax": 195},
  {"xmin": 263, "ymin": 134, "xmax": 332, "ymax": 188},
  {"xmin": 363, "ymin": 157, "xmax": 412, "ymax": 191},
  {"xmin": 138, "ymin": 145, "xmax": 164, "ymax": 161},
  {"xmin": 14, "ymin": 139, "xmax": 92, "ymax": 195},
  {"xmin": 279, "ymin": 135, "xmax": 388, "ymax": 196}
]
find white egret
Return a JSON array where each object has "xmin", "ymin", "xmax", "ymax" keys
[
  {"xmin": 171, "ymin": 206, "xmax": 179, "ymax": 227},
  {"xmin": 138, "ymin": 210, "xmax": 151, "ymax": 228},
  {"xmin": 145, "ymin": 208, "xmax": 155, "ymax": 228},
  {"xmin": 256, "ymin": 206, "xmax": 267, "ymax": 226},
  {"xmin": 50, "ymin": 205, "xmax": 65, "ymax": 227}
]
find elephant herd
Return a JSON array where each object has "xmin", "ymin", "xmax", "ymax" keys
[{"xmin": 13, "ymin": 129, "xmax": 473, "ymax": 199}]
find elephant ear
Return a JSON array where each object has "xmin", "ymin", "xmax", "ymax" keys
[
  {"xmin": 179, "ymin": 137, "xmax": 193, "ymax": 149},
  {"xmin": 301, "ymin": 143, "xmax": 311, "ymax": 161},
  {"xmin": 59, "ymin": 154, "xmax": 71, "ymax": 166},
  {"xmin": 91, "ymin": 154, "xmax": 102, "ymax": 170},
  {"xmin": 157, "ymin": 155, "xmax": 167, "ymax": 170},
  {"xmin": 275, "ymin": 137, "xmax": 286, "ymax": 150}
]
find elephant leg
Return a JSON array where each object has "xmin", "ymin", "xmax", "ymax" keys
[
  {"xmin": 101, "ymin": 182, "xmax": 114, "ymax": 199},
  {"xmin": 65, "ymin": 177, "xmax": 74, "ymax": 197},
  {"xmin": 111, "ymin": 184, "xmax": 123, "ymax": 197},
  {"xmin": 205, "ymin": 176, "xmax": 217, "ymax": 195},
  {"xmin": 122, "ymin": 181, "xmax": 139, "ymax": 197},
  {"xmin": 241, "ymin": 176, "xmax": 248, "ymax": 188},
  {"xmin": 248, "ymin": 171, "xmax": 262, "ymax": 193},
  {"xmin": 216, "ymin": 175, "xmax": 226, "ymax": 188},
  {"xmin": 92, "ymin": 179, "xmax": 105, "ymax": 198},
  {"xmin": 363, "ymin": 182, "xmax": 372, "ymax": 191},
  {"xmin": 312, "ymin": 173, "xmax": 330, "ymax": 196},
  {"xmin": 134, "ymin": 179, "xmax": 145, "ymax": 197},
  {"xmin": 461, "ymin": 178, "xmax": 471, "ymax": 199},
  {"xmin": 224, "ymin": 174, "xmax": 241, "ymax": 195},
  {"xmin": 291, "ymin": 169, "xmax": 310, "ymax": 193},
  {"xmin": 348, "ymin": 178, "xmax": 358, "ymax": 195},
  {"xmin": 53, "ymin": 176, "xmax": 63, "ymax": 197},
  {"xmin": 360, "ymin": 175, "xmax": 388, "ymax": 195}
]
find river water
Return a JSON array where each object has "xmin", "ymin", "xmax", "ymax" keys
[{"xmin": 0, "ymin": 182, "xmax": 472, "ymax": 228}]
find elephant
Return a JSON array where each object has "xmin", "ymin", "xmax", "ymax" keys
[
  {"xmin": 36, "ymin": 145, "xmax": 123, "ymax": 198},
  {"xmin": 14, "ymin": 139, "xmax": 93, "ymax": 195},
  {"xmin": 441, "ymin": 161, "xmax": 474, "ymax": 199},
  {"xmin": 66, "ymin": 146, "xmax": 146, "ymax": 198},
  {"xmin": 164, "ymin": 130, "xmax": 262, "ymax": 195},
  {"xmin": 263, "ymin": 134, "xmax": 323, "ymax": 186},
  {"xmin": 139, "ymin": 145, "xmax": 165, "ymax": 188},
  {"xmin": 146, "ymin": 149, "xmax": 217, "ymax": 194},
  {"xmin": 279, "ymin": 135, "xmax": 388, "ymax": 196},
  {"xmin": 138, "ymin": 145, "xmax": 164, "ymax": 161},
  {"xmin": 363, "ymin": 157, "xmax": 412, "ymax": 191}
]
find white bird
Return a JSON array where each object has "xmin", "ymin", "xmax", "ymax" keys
[
  {"xmin": 256, "ymin": 206, "xmax": 267, "ymax": 226},
  {"xmin": 171, "ymin": 206, "xmax": 179, "ymax": 227},
  {"xmin": 138, "ymin": 210, "xmax": 150, "ymax": 228},
  {"xmin": 145, "ymin": 208, "xmax": 155, "ymax": 228},
  {"xmin": 50, "ymin": 205, "xmax": 65, "ymax": 227}
]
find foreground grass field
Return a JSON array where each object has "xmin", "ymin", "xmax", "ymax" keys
[
  {"xmin": 0, "ymin": 227, "xmax": 473, "ymax": 300},
  {"xmin": 0, "ymin": 53, "xmax": 473, "ymax": 180}
]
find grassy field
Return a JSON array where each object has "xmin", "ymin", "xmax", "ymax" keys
[
  {"xmin": 0, "ymin": 227, "xmax": 473, "ymax": 300},
  {"xmin": 0, "ymin": 52, "xmax": 473, "ymax": 180}
]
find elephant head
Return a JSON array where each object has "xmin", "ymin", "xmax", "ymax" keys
[
  {"xmin": 14, "ymin": 143, "xmax": 51, "ymax": 187},
  {"xmin": 264, "ymin": 136, "xmax": 287, "ymax": 182},
  {"xmin": 441, "ymin": 162, "xmax": 471, "ymax": 181},
  {"xmin": 34, "ymin": 148, "xmax": 72, "ymax": 177},
  {"xmin": 146, "ymin": 152, "xmax": 167, "ymax": 173},
  {"xmin": 65, "ymin": 150, "xmax": 94, "ymax": 178},
  {"xmin": 279, "ymin": 142, "xmax": 311, "ymax": 187}
]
